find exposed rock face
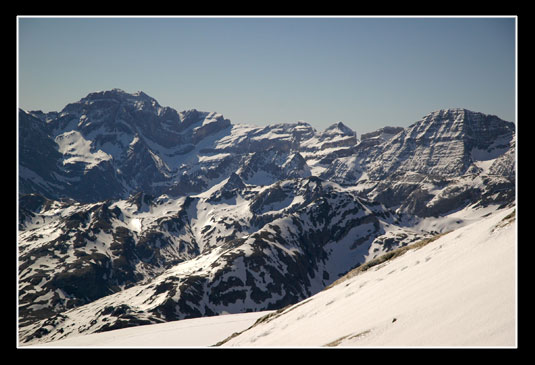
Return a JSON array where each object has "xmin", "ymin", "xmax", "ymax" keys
[
  {"xmin": 360, "ymin": 126, "xmax": 403, "ymax": 141},
  {"xmin": 362, "ymin": 109, "xmax": 515, "ymax": 180},
  {"xmin": 19, "ymin": 89, "xmax": 233, "ymax": 201}
]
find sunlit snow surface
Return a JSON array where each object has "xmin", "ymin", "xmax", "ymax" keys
[
  {"xmin": 33, "ymin": 311, "xmax": 271, "ymax": 348},
  {"xmin": 27, "ymin": 207, "xmax": 515, "ymax": 348}
]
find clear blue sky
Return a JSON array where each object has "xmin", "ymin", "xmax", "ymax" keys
[{"xmin": 18, "ymin": 16, "xmax": 516, "ymax": 134}]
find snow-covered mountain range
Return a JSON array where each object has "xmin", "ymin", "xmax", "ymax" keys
[
  {"xmin": 26, "ymin": 206, "xmax": 516, "ymax": 348},
  {"xmin": 18, "ymin": 89, "xmax": 516, "ymax": 346}
]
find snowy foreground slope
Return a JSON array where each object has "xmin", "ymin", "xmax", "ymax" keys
[
  {"xmin": 28, "ymin": 311, "xmax": 271, "ymax": 348},
  {"xmin": 29, "ymin": 207, "xmax": 516, "ymax": 348}
]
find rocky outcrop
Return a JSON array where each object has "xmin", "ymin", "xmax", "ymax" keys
[{"xmin": 360, "ymin": 126, "xmax": 403, "ymax": 141}]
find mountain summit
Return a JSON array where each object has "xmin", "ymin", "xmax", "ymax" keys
[
  {"xmin": 363, "ymin": 108, "xmax": 515, "ymax": 180},
  {"xmin": 324, "ymin": 121, "xmax": 355, "ymax": 136}
]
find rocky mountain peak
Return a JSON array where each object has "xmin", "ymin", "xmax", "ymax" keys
[
  {"xmin": 324, "ymin": 121, "xmax": 354, "ymax": 136},
  {"xmin": 418, "ymin": 108, "xmax": 514, "ymax": 131},
  {"xmin": 360, "ymin": 108, "xmax": 515, "ymax": 181},
  {"xmin": 59, "ymin": 89, "xmax": 163, "ymax": 118},
  {"xmin": 81, "ymin": 88, "xmax": 157, "ymax": 103},
  {"xmin": 426, "ymin": 107, "xmax": 467, "ymax": 118},
  {"xmin": 360, "ymin": 126, "xmax": 404, "ymax": 141},
  {"xmin": 224, "ymin": 172, "xmax": 246, "ymax": 191}
]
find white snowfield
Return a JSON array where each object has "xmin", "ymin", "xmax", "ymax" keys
[
  {"xmin": 28, "ymin": 207, "xmax": 516, "ymax": 348},
  {"xmin": 31, "ymin": 311, "xmax": 272, "ymax": 348}
]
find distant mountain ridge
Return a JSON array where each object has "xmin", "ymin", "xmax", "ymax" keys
[
  {"xmin": 18, "ymin": 90, "xmax": 516, "ymax": 345},
  {"xmin": 19, "ymin": 89, "xmax": 515, "ymax": 207}
]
